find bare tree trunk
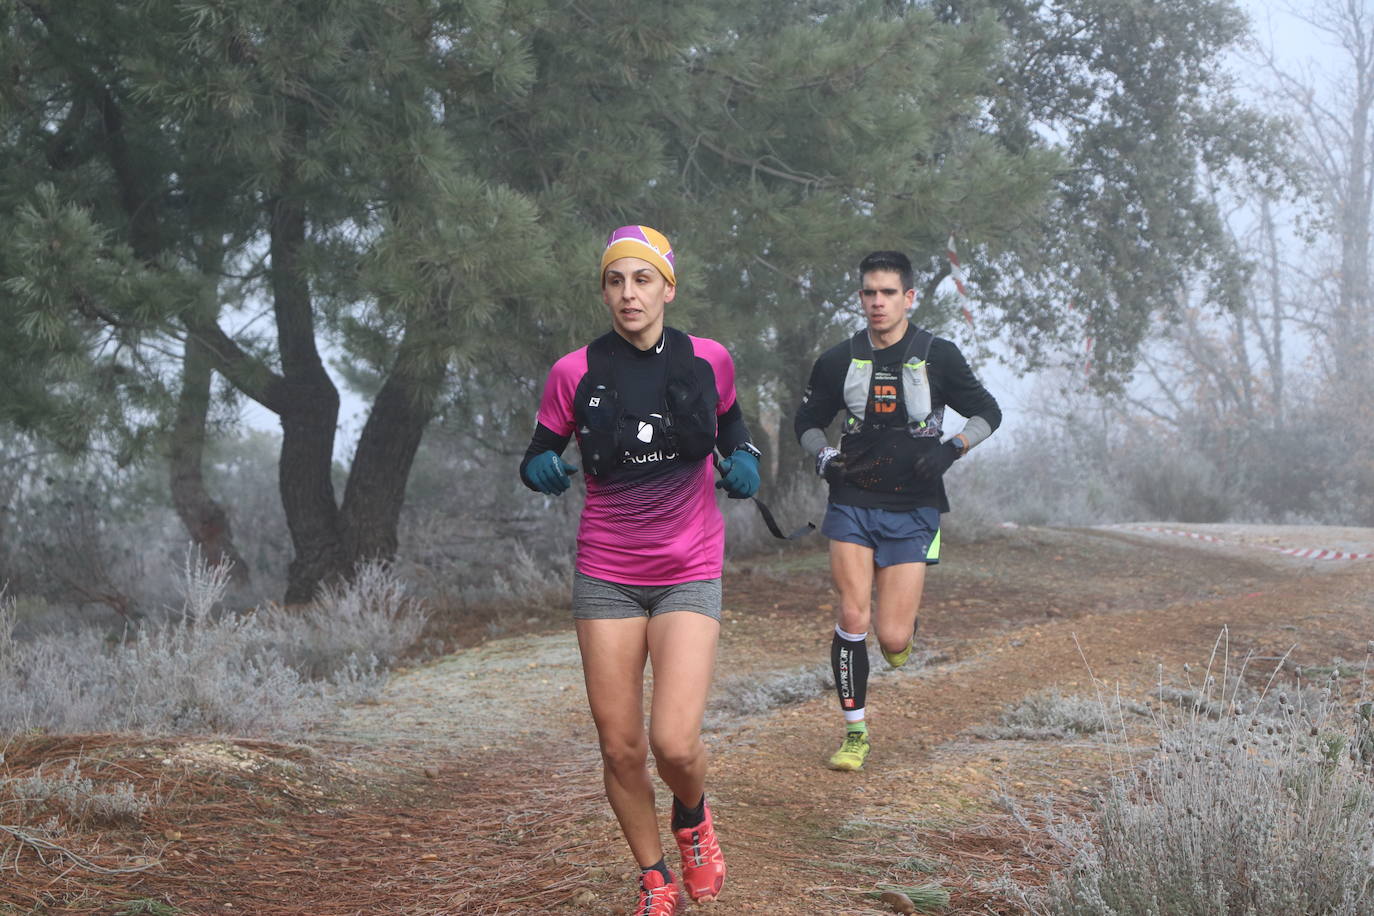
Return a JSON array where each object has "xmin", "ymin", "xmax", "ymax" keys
[
  {"xmin": 169, "ymin": 334, "xmax": 251, "ymax": 585},
  {"xmin": 1277, "ymin": 1, "xmax": 1374, "ymax": 385},
  {"xmin": 340, "ymin": 331, "xmax": 447, "ymax": 563},
  {"xmin": 83, "ymin": 70, "xmax": 255, "ymax": 585},
  {"xmin": 269, "ymin": 177, "xmax": 347, "ymax": 604},
  {"xmin": 1335, "ymin": 44, "xmax": 1372, "ymax": 383},
  {"xmin": 774, "ymin": 320, "xmax": 828, "ymax": 490},
  {"xmin": 1259, "ymin": 198, "xmax": 1286, "ymax": 423}
]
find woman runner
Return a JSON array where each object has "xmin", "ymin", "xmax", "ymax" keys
[{"xmin": 519, "ymin": 225, "xmax": 761, "ymax": 914}]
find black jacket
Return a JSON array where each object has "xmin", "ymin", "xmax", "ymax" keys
[{"xmin": 794, "ymin": 325, "xmax": 1000, "ymax": 512}]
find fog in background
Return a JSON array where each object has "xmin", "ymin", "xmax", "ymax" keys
[{"xmin": 3, "ymin": 0, "xmax": 1371, "ymax": 619}]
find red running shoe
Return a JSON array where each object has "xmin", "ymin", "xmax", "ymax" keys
[
  {"xmin": 634, "ymin": 867, "xmax": 680, "ymax": 916},
  {"xmin": 673, "ymin": 803, "xmax": 726, "ymax": 902}
]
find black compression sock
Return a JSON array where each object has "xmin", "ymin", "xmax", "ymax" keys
[
  {"xmin": 671, "ymin": 793, "xmax": 706, "ymax": 830},
  {"xmin": 832, "ymin": 628, "xmax": 869, "ymax": 712},
  {"xmin": 642, "ymin": 857, "xmax": 672, "ymax": 884}
]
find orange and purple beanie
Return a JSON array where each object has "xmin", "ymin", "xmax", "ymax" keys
[{"xmin": 599, "ymin": 225, "xmax": 675, "ymax": 286}]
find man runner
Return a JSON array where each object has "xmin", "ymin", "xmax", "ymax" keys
[{"xmin": 794, "ymin": 249, "xmax": 1000, "ymax": 771}]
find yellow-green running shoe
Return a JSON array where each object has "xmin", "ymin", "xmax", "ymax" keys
[
  {"xmin": 882, "ymin": 638, "xmax": 913, "ymax": 669},
  {"xmin": 828, "ymin": 726, "xmax": 870, "ymax": 771}
]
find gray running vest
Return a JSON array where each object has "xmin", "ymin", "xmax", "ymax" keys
[{"xmin": 842, "ymin": 328, "xmax": 943, "ymax": 438}]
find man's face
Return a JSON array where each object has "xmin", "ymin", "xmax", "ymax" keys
[
  {"xmin": 602, "ymin": 256, "xmax": 675, "ymax": 339},
  {"xmin": 859, "ymin": 269, "xmax": 914, "ymax": 336}
]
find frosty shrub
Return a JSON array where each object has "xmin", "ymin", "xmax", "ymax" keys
[
  {"xmin": 2, "ymin": 759, "xmax": 151, "ymax": 826},
  {"xmin": 0, "ymin": 451, "xmax": 208, "ymax": 618},
  {"xmin": 0, "ymin": 553, "xmax": 426, "ymax": 737},
  {"xmin": 484, "ymin": 541, "xmax": 575, "ymax": 607},
  {"xmin": 945, "ymin": 430, "xmax": 1140, "ymax": 535},
  {"xmin": 708, "ymin": 663, "xmax": 834, "ymax": 724},
  {"xmin": 1044, "ymin": 671, "xmax": 1374, "ymax": 915},
  {"xmin": 722, "ymin": 474, "xmax": 827, "ymax": 558},
  {"xmin": 973, "ymin": 689, "xmax": 1120, "ymax": 741},
  {"xmin": 278, "ymin": 560, "xmax": 428, "ymax": 679}
]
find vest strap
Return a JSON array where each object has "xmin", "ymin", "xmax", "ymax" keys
[
  {"xmin": 573, "ymin": 327, "xmax": 718, "ymax": 477},
  {"xmin": 843, "ymin": 327, "xmax": 937, "ymax": 436}
]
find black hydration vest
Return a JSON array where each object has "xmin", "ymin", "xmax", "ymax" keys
[{"xmin": 572, "ymin": 327, "xmax": 719, "ymax": 478}]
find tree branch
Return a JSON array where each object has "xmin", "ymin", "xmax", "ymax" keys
[
  {"xmin": 0, "ymin": 823, "xmax": 160, "ymax": 876},
  {"xmin": 182, "ymin": 317, "xmax": 287, "ymax": 415}
]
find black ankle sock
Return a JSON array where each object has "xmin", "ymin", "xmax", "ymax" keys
[
  {"xmin": 642, "ymin": 857, "xmax": 672, "ymax": 883},
  {"xmin": 671, "ymin": 793, "xmax": 705, "ymax": 830}
]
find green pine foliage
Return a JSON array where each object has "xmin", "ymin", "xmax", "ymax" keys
[
  {"xmin": 0, "ymin": 0, "xmax": 1281, "ymax": 595},
  {"xmin": 0, "ymin": 186, "xmax": 178, "ymax": 459},
  {"xmin": 933, "ymin": 0, "xmax": 1288, "ymax": 386}
]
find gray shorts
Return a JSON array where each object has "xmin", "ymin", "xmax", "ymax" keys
[{"xmin": 572, "ymin": 572, "xmax": 722, "ymax": 621}]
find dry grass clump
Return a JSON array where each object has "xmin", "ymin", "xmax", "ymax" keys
[
  {"xmin": 707, "ymin": 663, "xmax": 834, "ymax": 725},
  {"xmin": 1042, "ymin": 645, "xmax": 1374, "ymax": 915},
  {"xmin": 707, "ymin": 641, "xmax": 945, "ymax": 728},
  {"xmin": 1, "ymin": 758, "xmax": 152, "ymax": 828},
  {"xmin": 0, "ymin": 552, "xmax": 426, "ymax": 738},
  {"xmin": 974, "ymin": 688, "xmax": 1139, "ymax": 740}
]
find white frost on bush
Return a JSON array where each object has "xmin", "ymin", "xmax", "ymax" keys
[{"xmin": 0, "ymin": 552, "xmax": 427, "ymax": 738}]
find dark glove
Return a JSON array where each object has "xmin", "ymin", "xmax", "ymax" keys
[
  {"xmin": 912, "ymin": 440, "xmax": 961, "ymax": 479},
  {"xmin": 816, "ymin": 446, "xmax": 846, "ymax": 485},
  {"xmin": 524, "ymin": 450, "xmax": 578, "ymax": 495},
  {"xmin": 716, "ymin": 448, "xmax": 760, "ymax": 499}
]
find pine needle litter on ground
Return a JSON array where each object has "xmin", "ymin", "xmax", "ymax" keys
[{"xmin": 0, "ymin": 733, "xmax": 610, "ymax": 915}]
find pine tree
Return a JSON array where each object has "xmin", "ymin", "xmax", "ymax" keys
[
  {"xmin": 931, "ymin": 0, "xmax": 1285, "ymax": 385},
  {"xmin": 1, "ymin": 0, "xmax": 1279, "ymax": 596},
  {"xmin": 2, "ymin": 0, "xmax": 552, "ymax": 600}
]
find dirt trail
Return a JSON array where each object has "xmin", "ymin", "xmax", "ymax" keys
[
  {"xmin": 4, "ymin": 524, "xmax": 1372, "ymax": 915},
  {"xmin": 313, "ymin": 523, "xmax": 1374, "ymax": 915}
]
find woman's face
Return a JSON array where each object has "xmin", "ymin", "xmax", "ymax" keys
[{"xmin": 602, "ymin": 256, "xmax": 675, "ymax": 342}]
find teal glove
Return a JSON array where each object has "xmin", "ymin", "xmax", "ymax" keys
[
  {"xmin": 715, "ymin": 448, "xmax": 760, "ymax": 499},
  {"xmin": 525, "ymin": 450, "xmax": 578, "ymax": 495}
]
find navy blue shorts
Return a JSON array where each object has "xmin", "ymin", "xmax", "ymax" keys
[{"xmin": 820, "ymin": 504, "xmax": 942, "ymax": 568}]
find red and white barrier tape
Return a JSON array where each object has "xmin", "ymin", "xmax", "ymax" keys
[
  {"xmin": 1119, "ymin": 525, "xmax": 1374, "ymax": 561},
  {"xmin": 946, "ymin": 234, "xmax": 969, "ymax": 295},
  {"xmin": 946, "ymin": 234, "xmax": 975, "ymax": 330}
]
